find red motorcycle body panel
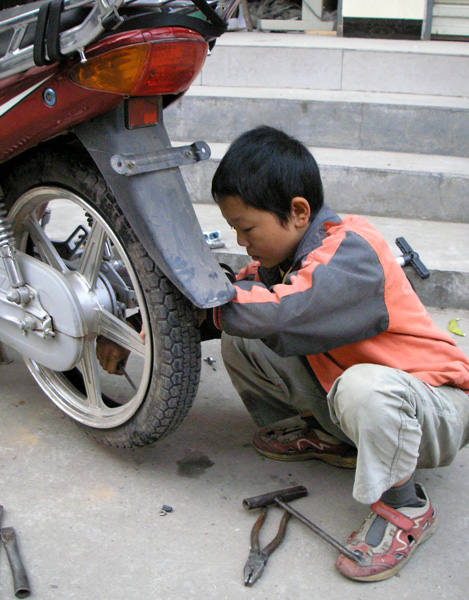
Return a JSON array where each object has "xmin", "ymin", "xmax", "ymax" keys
[
  {"xmin": 0, "ymin": 66, "xmax": 122, "ymax": 163},
  {"xmin": 0, "ymin": 27, "xmax": 206, "ymax": 163}
]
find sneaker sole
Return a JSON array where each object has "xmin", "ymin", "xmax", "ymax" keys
[
  {"xmin": 338, "ymin": 515, "xmax": 438, "ymax": 582},
  {"xmin": 253, "ymin": 445, "xmax": 357, "ymax": 469}
]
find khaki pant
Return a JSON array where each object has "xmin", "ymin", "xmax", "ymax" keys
[{"xmin": 222, "ymin": 334, "xmax": 469, "ymax": 504}]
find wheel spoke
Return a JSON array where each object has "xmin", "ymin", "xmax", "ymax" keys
[
  {"xmin": 24, "ymin": 217, "xmax": 69, "ymax": 273},
  {"xmin": 77, "ymin": 220, "xmax": 107, "ymax": 289},
  {"xmin": 98, "ymin": 309, "xmax": 145, "ymax": 357},
  {"xmin": 79, "ymin": 341, "xmax": 104, "ymax": 409}
]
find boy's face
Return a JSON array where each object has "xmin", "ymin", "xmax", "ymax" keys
[{"xmin": 218, "ymin": 195, "xmax": 309, "ymax": 269}]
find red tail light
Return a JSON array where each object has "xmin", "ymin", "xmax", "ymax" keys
[{"xmin": 71, "ymin": 37, "xmax": 207, "ymax": 96}]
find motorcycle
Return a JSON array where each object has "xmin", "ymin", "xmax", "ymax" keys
[{"xmin": 0, "ymin": 0, "xmax": 238, "ymax": 447}]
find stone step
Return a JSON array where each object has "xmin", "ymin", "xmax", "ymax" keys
[
  {"xmin": 164, "ymin": 87, "xmax": 469, "ymax": 158},
  {"xmin": 177, "ymin": 142, "xmax": 469, "ymax": 223},
  {"xmin": 193, "ymin": 203, "xmax": 469, "ymax": 310},
  {"xmin": 197, "ymin": 32, "xmax": 469, "ymax": 97}
]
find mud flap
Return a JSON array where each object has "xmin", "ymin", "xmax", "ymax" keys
[{"xmin": 73, "ymin": 103, "xmax": 235, "ymax": 308}]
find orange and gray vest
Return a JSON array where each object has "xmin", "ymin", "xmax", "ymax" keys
[{"xmin": 214, "ymin": 205, "xmax": 469, "ymax": 394}]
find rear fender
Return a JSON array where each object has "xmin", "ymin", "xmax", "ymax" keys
[{"xmin": 73, "ymin": 103, "xmax": 235, "ymax": 308}]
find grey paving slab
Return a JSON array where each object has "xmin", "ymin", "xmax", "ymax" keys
[
  {"xmin": 0, "ymin": 306, "xmax": 468, "ymax": 599},
  {"xmin": 201, "ymin": 44, "xmax": 344, "ymax": 90},
  {"xmin": 200, "ymin": 31, "xmax": 469, "ymax": 96},
  {"xmin": 215, "ymin": 31, "xmax": 469, "ymax": 55},
  {"xmin": 320, "ymin": 159, "xmax": 469, "ymax": 224},
  {"xmin": 164, "ymin": 87, "xmax": 469, "ymax": 157},
  {"xmin": 178, "ymin": 144, "xmax": 469, "ymax": 224},
  {"xmin": 341, "ymin": 49, "xmax": 469, "ymax": 97}
]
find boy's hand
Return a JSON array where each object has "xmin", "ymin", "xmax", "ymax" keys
[
  {"xmin": 96, "ymin": 336, "xmax": 130, "ymax": 375},
  {"xmin": 96, "ymin": 315, "xmax": 144, "ymax": 375}
]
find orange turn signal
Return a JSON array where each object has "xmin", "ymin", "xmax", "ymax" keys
[{"xmin": 71, "ymin": 44, "xmax": 149, "ymax": 94}]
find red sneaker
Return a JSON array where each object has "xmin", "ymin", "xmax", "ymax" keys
[
  {"xmin": 335, "ymin": 484, "xmax": 437, "ymax": 582},
  {"xmin": 252, "ymin": 416, "xmax": 356, "ymax": 468}
]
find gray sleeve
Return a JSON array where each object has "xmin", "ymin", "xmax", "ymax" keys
[{"xmin": 219, "ymin": 231, "xmax": 390, "ymax": 356}]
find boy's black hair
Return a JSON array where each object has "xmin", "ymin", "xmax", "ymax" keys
[{"xmin": 211, "ymin": 126, "xmax": 324, "ymax": 224}]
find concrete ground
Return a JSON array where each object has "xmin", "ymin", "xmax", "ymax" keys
[{"xmin": 1, "ymin": 291, "xmax": 468, "ymax": 598}]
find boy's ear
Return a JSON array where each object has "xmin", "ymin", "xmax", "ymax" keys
[{"xmin": 290, "ymin": 197, "xmax": 311, "ymax": 227}]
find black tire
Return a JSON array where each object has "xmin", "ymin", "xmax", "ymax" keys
[{"xmin": 1, "ymin": 144, "xmax": 201, "ymax": 447}]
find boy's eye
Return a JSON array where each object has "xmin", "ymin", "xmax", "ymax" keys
[{"xmin": 231, "ymin": 225, "xmax": 253, "ymax": 233}]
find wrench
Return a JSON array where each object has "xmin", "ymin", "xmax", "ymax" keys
[{"xmin": 1, "ymin": 526, "xmax": 31, "ymax": 598}]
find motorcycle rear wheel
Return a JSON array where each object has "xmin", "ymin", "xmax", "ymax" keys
[{"xmin": 1, "ymin": 146, "xmax": 201, "ymax": 447}]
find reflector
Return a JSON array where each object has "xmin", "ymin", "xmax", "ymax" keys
[{"xmin": 126, "ymin": 96, "xmax": 159, "ymax": 129}]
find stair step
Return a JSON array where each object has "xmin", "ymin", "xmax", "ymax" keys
[
  {"xmin": 199, "ymin": 32, "xmax": 469, "ymax": 97},
  {"xmin": 178, "ymin": 142, "xmax": 469, "ymax": 223},
  {"xmin": 193, "ymin": 203, "xmax": 469, "ymax": 310},
  {"xmin": 164, "ymin": 86, "xmax": 469, "ymax": 158}
]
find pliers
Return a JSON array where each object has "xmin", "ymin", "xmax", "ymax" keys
[{"xmin": 243, "ymin": 506, "xmax": 291, "ymax": 587}]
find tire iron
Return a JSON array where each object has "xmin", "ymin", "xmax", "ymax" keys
[
  {"xmin": 116, "ymin": 360, "xmax": 137, "ymax": 392},
  {"xmin": 122, "ymin": 367, "xmax": 137, "ymax": 392},
  {"xmin": 0, "ymin": 506, "xmax": 31, "ymax": 598}
]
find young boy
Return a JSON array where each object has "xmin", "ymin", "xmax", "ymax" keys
[{"xmin": 208, "ymin": 125, "xmax": 469, "ymax": 582}]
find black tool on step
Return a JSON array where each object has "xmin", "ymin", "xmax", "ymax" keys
[{"xmin": 395, "ymin": 237, "xmax": 430, "ymax": 279}]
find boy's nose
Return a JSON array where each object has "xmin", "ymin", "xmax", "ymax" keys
[{"xmin": 236, "ymin": 230, "xmax": 249, "ymax": 247}]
